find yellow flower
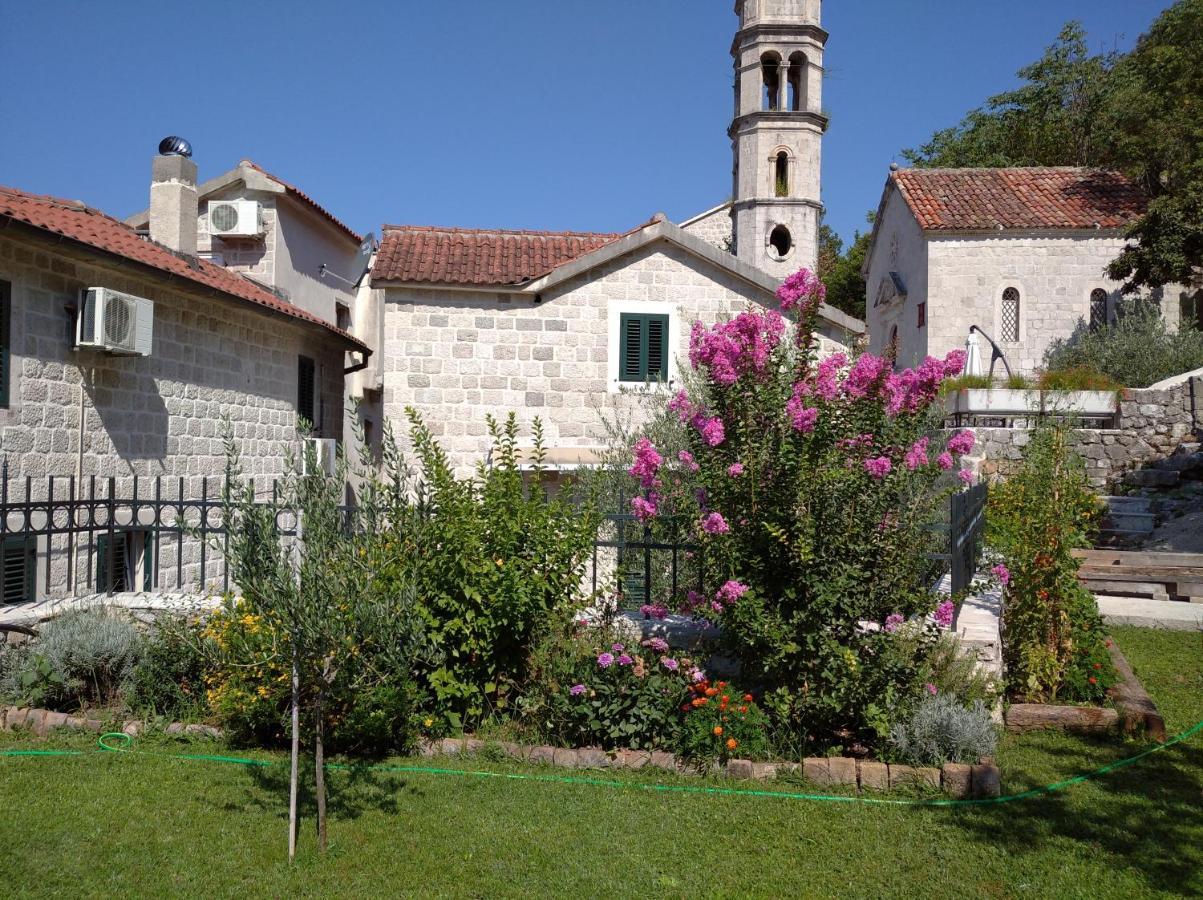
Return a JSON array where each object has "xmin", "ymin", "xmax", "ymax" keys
[{"xmin": 423, "ymin": 718, "xmax": 434, "ymax": 729}]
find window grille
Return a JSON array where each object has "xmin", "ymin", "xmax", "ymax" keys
[
  {"xmin": 1001, "ymin": 288, "xmax": 1020, "ymax": 341},
  {"xmin": 1090, "ymin": 289, "xmax": 1109, "ymax": 331}
]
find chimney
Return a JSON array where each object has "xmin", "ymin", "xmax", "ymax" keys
[{"xmin": 149, "ymin": 136, "xmax": 198, "ymax": 256}]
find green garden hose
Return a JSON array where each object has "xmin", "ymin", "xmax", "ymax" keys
[{"xmin": 4, "ymin": 720, "xmax": 1198, "ymax": 809}]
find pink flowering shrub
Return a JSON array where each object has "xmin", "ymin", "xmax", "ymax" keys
[{"xmin": 625, "ymin": 268, "xmax": 976, "ymax": 748}]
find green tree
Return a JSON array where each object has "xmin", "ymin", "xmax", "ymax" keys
[
  {"xmin": 817, "ymin": 214, "xmax": 870, "ymax": 320},
  {"xmin": 903, "ymin": 24, "xmax": 1117, "ymax": 169},
  {"xmin": 1104, "ymin": 0, "xmax": 1203, "ymax": 291}
]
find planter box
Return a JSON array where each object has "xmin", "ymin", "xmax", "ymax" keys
[{"xmin": 946, "ymin": 389, "xmax": 1117, "ymax": 419}]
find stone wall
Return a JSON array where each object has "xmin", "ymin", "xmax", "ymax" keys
[
  {"xmin": 975, "ymin": 378, "xmax": 1201, "ymax": 488},
  {"xmin": 382, "ymin": 240, "xmax": 851, "ymax": 474},
  {"xmin": 679, "ymin": 204, "xmax": 734, "ymax": 253},
  {"xmin": 0, "ymin": 232, "xmax": 346, "ymax": 485}
]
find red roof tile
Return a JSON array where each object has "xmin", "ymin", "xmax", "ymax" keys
[
  {"xmin": 242, "ymin": 161, "xmax": 362, "ymax": 245},
  {"xmin": 0, "ymin": 185, "xmax": 367, "ymax": 352},
  {"xmin": 891, "ymin": 167, "xmax": 1147, "ymax": 232},
  {"xmin": 371, "ymin": 225, "xmax": 628, "ymax": 286}
]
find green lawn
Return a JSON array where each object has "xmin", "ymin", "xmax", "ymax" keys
[{"xmin": 1, "ymin": 626, "xmax": 1200, "ymax": 899}]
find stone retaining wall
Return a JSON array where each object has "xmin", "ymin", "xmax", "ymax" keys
[{"xmin": 976, "ymin": 378, "xmax": 1201, "ymax": 488}]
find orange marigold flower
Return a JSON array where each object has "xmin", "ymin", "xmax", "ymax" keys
[
  {"xmin": 713, "ymin": 726, "xmax": 723, "ymax": 736},
  {"xmin": 726, "ymin": 738, "xmax": 737, "ymax": 750},
  {"xmin": 691, "ymin": 698, "xmax": 705, "ymax": 708},
  {"xmin": 705, "ymin": 687, "xmax": 719, "ymax": 697},
  {"xmin": 721, "ymin": 695, "xmax": 730, "ymax": 703},
  {"xmin": 743, "ymin": 693, "xmax": 754, "ymax": 702},
  {"xmin": 717, "ymin": 681, "xmax": 728, "ymax": 689},
  {"xmin": 738, "ymin": 705, "xmax": 748, "ymax": 714}
]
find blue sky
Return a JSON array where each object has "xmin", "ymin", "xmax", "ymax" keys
[{"xmin": 0, "ymin": 1, "xmax": 1172, "ymax": 247}]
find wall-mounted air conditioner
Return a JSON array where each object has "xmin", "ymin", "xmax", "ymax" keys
[
  {"xmin": 302, "ymin": 438, "xmax": 339, "ymax": 477},
  {"xmin": 76, "ymin": 288, "xmax": 154, "ymax": 356},
  {"xmin": 207, "ymin": 199, "xmax": 263, "ymax": 238}
]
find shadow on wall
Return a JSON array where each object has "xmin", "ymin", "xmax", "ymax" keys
[{"xmin": 84, "ymin": 362, "xmax": 169, "ymax": 464}]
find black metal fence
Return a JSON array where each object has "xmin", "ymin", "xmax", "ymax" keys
[{"xmin": 2, "ymin": 471, "xmax": 989, "ymax": 608}]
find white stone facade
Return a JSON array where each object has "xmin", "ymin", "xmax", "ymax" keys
[
  {"xmin": 0, "ymin": 233, "xmax": 346, "ymax": 485},
  {"xmin": 381, "ymin": 241, "xmax": 849, "ymax": 474},
  {"xmin": 865, "ymin": 190, "xmax": 1190, "ymax": 376}
]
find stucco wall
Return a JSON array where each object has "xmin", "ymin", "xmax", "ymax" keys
[
  {"xmin": 381, "ymin": 241, "xmax": 848, "ymax": 474},
  {"xmin": 0, "ymin": 232, "xmax": 345, "ymax": 486},
  {"xmin": 864, "ymin": 188, "xmax": 928, "ymax": 367}
]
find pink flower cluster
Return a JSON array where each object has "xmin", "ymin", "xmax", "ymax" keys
[
  {"xmin": 631, "ymin": 496, "xmax": 658, "ymax": 522},
  {"xmin": 696, "ymin": 416, "xmax": 726, "ymax": 447},
  {"xmin": 884, "ymin": 351, "xmax": 966, "ymax": 417},
  {"xmin": 710, "ymin": 579, "xmax": 749, "ymax": 612},
  {"xmin": 688, "ymin": 310, "xmax": 785, "ymax": 387},
  {"xmin": 904, "ymin": 438, "xmax": 930, "ymax": 471},
  {"xmin": 776, "ymin": 268, "xmax": 826, "ymax": 314},
  {"xmin": 947, "ymin": 429, "xmax": 976, "ymax": 456},
  {"xmin": 678, "ymin": 450, "xmax": 700, "ymax": 473},
  {"xmin": 727, "ymin": 462, "xmax": 745, "ymax": 478},
  {"xmin": 992, "ymin": 563, "xmax": 1011, "ymax": 587},
  {"xmin": 933, "ymin": 600, "xmax": 955, "ymax": 628},
  {"xmin": 639, "ymin": 603, "xmax": 669, "ymax": 620},
  {"xmin": 629, "ymin": 438, "xmax": 662, "ymax": 490},
  {"xmin": 643, "ymin": 637, "xmax": 669, "ymax": 653},
  {"xmin": 786, "ymin": 384, "xmax": 820, "ymax": 433},
  {"xmin": 864, "ymin": 456, "xmax": 892, "ymax": 480},
  {"xmin": 701, "ymin": 512, "xmax": 730, "ymax": 535}
]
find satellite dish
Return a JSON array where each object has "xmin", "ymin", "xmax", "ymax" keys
[{"xmin": 351, "ymin": 232, "xmax": 377, "ymax": 287}]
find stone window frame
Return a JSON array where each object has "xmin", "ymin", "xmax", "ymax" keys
[
  {"xmin": 0, "ymin": 273, "xmax": 23, "ymax": 426},
  {"xmin": 607, "ymin": 300, "xmax": 678, "ymax": 394},
  {"xmin": 1089, "ymin": 288, "xmax": 1110, "ymax": 332},
  {"xmin": 995, "ymin": 282, "xmax": 1026, "ymax": 345}
]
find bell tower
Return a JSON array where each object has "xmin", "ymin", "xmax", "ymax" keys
[{"xmin": 729, "ymin": 0, "xmax": 827, "ymax": 278}]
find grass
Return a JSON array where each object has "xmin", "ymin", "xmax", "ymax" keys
[{"xmin": 1, "ymin": 626, "xmax": 1201, "ymax": 898}]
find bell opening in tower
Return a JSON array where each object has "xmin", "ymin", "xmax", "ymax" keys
[
  {"xmin": 760, "ymin": 53, "xmax": 782, "ymax": 111},
  {"xmin": 769, "ymin": 225, "xmax": 793, "ymax": 259}
]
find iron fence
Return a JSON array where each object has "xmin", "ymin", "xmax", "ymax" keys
[{"xmin": 2, "ymin": 470, "xmax": 989, "ymax": 609}]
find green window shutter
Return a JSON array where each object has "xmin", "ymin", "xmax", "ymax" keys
[
  {"xmin": 0, "ymin": 280, "xmax": 11, "ymax": 409},
  {"xmin": 96, "ymin": 535, "xmax": 110, "ymax": 593},
  {"xmin": 297, "ymin": 355, "xmax": 316, "ymax": 427},
  {"xmin": 2, "ymin": 537, "xmax": 33, "ymax": 605},
  {"xmin": 619, "ymin": 313, "xmax": 670, "ymax": 383},
  {"xmin": 143, "ymin": 531, "xmax": 154, "ymax": 591}
]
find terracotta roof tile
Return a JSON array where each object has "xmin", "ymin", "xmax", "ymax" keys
[
  {"xmin": 371, "ymin": 225, "xmax": 628, "ymax": 286},
  {"xmin": 891, "ymin": 167, "xmax": 1147, "ymax": 232},
  {"xmin": 0, "ymin": 185, "xmax": 367, "ymax": 352},
  {"xmin": 242, "ymin": 161, "xmax": 362, "ymax": 245}
]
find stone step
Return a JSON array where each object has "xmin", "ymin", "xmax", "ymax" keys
[
  {"xmin": 1103, "ymin": 512, "xmax": 1156, "ymax": 532},
  {"xmin": 1101, "ymin": 495, "xmax": 1153, "ymax": 512},
  {"xmin": 1097, "ymin": 594, "xmax": 1203, "ymax": 630},
  {"xmin": 1124, "ymin": 470, "xmax": 1180, "ymax": 488}
]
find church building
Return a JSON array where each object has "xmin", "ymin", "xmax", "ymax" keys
[{"xmin": 369, "ymin": 0, "xmax": 862, "ymax": 473}]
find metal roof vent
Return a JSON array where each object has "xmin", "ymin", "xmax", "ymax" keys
[{"xmin": 157, "ymin": 136, "xmax": 193, "ymax": 158}]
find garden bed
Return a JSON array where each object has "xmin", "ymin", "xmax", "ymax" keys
[
  {"xmin": 423, "ymin": 736, "xmax": 1001, "ymax": 798},
  {"xmin": 1002, "ymin": 635, "xmax": 1166, "ymax": 740}
]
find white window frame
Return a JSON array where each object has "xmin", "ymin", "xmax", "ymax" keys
[{"xmin": 607, "ymin": 300, "xmax": 679, "ymax": 394}]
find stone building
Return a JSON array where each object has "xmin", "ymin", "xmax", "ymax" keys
[
  {"xmin": 369, "ymin": 0, "xmax": 853, "ymax": 473},
  {"xmin": 125, "ymin": 157, "xmax": 383, "ymax": 445},
  {"xmin": 862, "ymin": 167, "xmax": 1198, "ymax": 375},
  {"xmin": 0, "ymin": 149, "xmax": 366, "ymax": 603},
  {"xmin": 371, "ymin": 217, "xmax": 860, "ymax": 473}
]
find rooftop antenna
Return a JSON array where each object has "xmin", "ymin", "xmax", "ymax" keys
[{"xmin": 319, "ymin": 232, "xmax": 378, "ymax": 288}]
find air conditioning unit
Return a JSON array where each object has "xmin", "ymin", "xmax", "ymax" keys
[
  {"xmin": 76, "ymin": 288, "xmax": 154, "ymax": 356},
  {"xmin": 207, "ymin": 199, "xmax": 263, "ymax": 238},
  {"xmin": 302, "ymin": 438, "xmax": 339, "ymax": 477}
]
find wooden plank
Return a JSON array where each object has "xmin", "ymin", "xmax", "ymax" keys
[
  {"xmin": 1074, "ymin": 549, "xmax": 1203, "ymax": 568},
  {"xmin": 1077, "ymin": 563, "xmax": 1203, "ymax": 578}
]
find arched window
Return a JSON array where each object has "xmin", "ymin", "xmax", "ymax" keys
[
  {"xmin": 769, "ymin": 224, "xmax": 792, "ymax": 259},
  {"xmin": 1001, "ymin": 287, "xmax": 1021, "ymax": 342},
  {"xmin": 787, "ymin": 52, "xmax": 806, "ymax": 111},
  {"xmin": 774, "ymin": 151, "xmax": 789, "ymax": 197},
  {"xmin": 1089, "ymin": 288, "xmax": 1109, "ymax": 332},
  {"xmin": 761, "ymin": 53, "xmax": 782, "ymax": 110}
]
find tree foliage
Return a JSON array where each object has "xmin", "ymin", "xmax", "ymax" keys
[
  {"xmin": 904, "ymin": 4, "xmax": 1203, "ymax": 292},
  {"xmin": 817, "ymin": 216, "xmax": 870, "ymax": 320}
]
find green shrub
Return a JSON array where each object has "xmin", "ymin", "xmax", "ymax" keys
[
  {"xmin": 616, "ymin": 269, "xmax": 975, "ymax": 751},
  {"xmin": 406, "ymin": 411, "xmax": 602, "ymax": 728},
  {"xmin": 1045, "ymin": 299, "xmax": 1203, "ymax": 387},
  {"xmin": 0, "ymin": 609, "xmax": 141, "ymax": 711},
  {"xmin": 889, "ymin": 694, "xmax": 997, "ymax": 766},
  {"xmin": 1035, "ymin": 366, "xmax": 1122, "ymax": 393},
  {"xmin": 520, "ymin": 618, "xmax": 692, "ymax": 751},
  {"xmin": 988, "ymin": 425, "xmax": 1116, "ymax": 702},
  {"xmin": 125, "ymin": 615, "xmax": 211, "ymax": 721}
]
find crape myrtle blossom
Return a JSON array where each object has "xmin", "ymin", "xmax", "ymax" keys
[
  {"xmin": 947, "ymin": 429, "xmax": 976, "ymax": 456},
  {"xmin": 678, "ymin": 450, "xmax": 700, "ymax": 473},
  {"xmin": 936, "ymin": 452, "xmax": 954, "ymax": 471},
  {"xmin": 864, "ymin": 456, "xmax": 892, "ymax": 480},
  {"xmin": 933, "ymin": 600, "xmax": 955, "ymax": 628},
  {"xmin": 786, "ymin": 385, "xmax": 820, "ymax": 433},
  {"xmin": 958, "ymin": 469, "xmax": 974, "ymax": 485},
  {"xmin": 884, "ymin": 351, "xmax": 967, "ymax": 417},
  {"xmin": 701, "ymin": 512, "xmax": 731, "ymax": 535},
  {"xmin": 727, "ymin": 462, "xmax": 745, "ymax": 477},
  {"xmin": 639, "ymin": 603, "xmax": 669, "ymax": 621},
  {"xmin": 631, "ymin": 495, "xmax": 658, "ymax": 522},
  {"xmin": 715, "ymin": 580, "xmax": 749, "ymax": 608},
  {"xmin": 992, "ymin": 563, "xmax": 1011, "ymax": 587},
  {"xmin": 904, "ymin": 438, "xmax": 930, "ymax": 471},
  {"xmin": 696, "ymin": 415, "xmax": 726, "ymax": 447},
  {"xmin": 688, "ymin": 311, "xmax": 786, "ymax": 387},
  {"xmin": 629, "ymin": 438, "xmax": 663, "ymax": 490},
  {"xmin": 667, "ymin": 390, "xmax": 695, "ymax": 423},
  {"xmin": 777, "ymin": 268, "xmax": 826, "ymax": 315}
]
